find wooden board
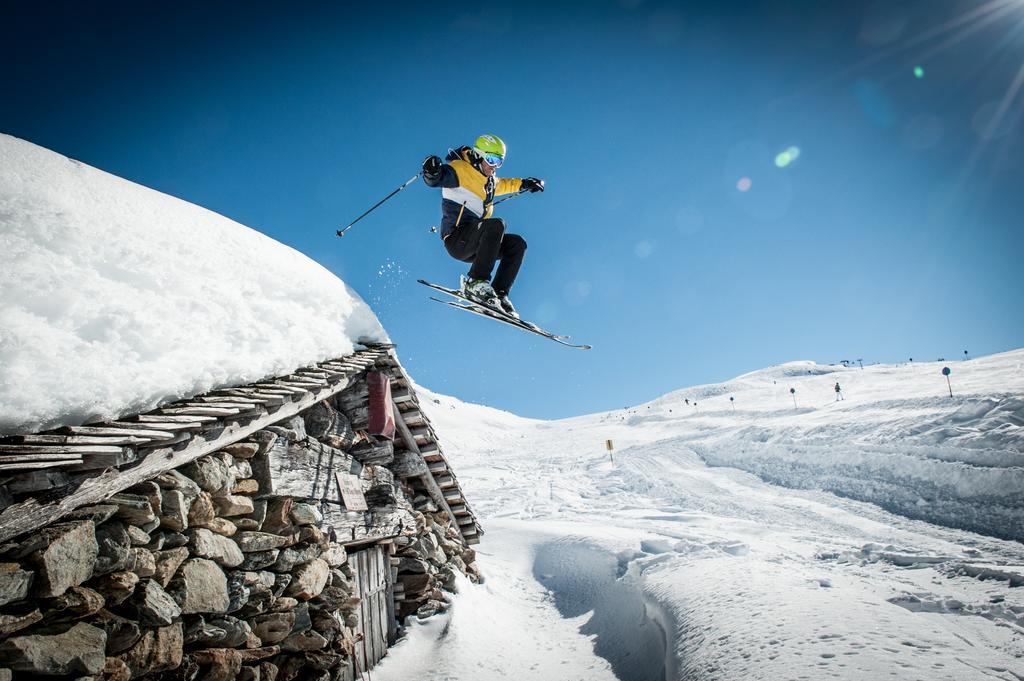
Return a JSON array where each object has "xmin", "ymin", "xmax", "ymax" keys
[
  {"xmin": 0, "ymin": 459, "xmax": 82, "ymax": 471},
  {"xmin": 132, "ymin": 414, "xmax": 216, "ymax": 424},
  {"xmin": 8, "ymin": 434, "xmax": 154, "ymax": 446},
  {"xmin": 54, "ymin": 426, "xmax": 176, "ymax": 440},
  {"xmin": 0, "ymin": 444, "xmax": 129, "ymax": 456},
  {"xmin": 259, "ymin": 438, "xmax": 357, "ymax": 503}
]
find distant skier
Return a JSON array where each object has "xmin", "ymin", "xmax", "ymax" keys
[
  {"xmin": 834, "ymin": 382, "xmax": 844, "ymax": 401},
  {"xmin": 421, "ymin": 134, "xmax": 544, "ymax": 319}
]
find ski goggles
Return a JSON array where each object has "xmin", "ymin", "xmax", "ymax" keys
[{"xmin": 479, "ymin": 151, "xmax": 504, "ymax": 168}]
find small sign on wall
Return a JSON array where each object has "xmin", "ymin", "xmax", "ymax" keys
[{"xmin": 335, "ymin": 472, "xmax": 368, "ymax": 511}]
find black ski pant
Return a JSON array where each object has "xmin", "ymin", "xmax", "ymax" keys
[{"xmin": 444, "ymin": 217, "xmax": 527, "ymax": 294}]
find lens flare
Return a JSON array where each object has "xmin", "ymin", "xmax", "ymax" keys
[
  {"xmin": 914, "ymin": 65, "xmax": 925, "ymax": 78},
  {"xmin": 737, "ymin": 177, "xmax": 752, "ymax": 192},
  {"xmin": 774, "ymin": 146, "xmax": 801, "ymax": 168}
]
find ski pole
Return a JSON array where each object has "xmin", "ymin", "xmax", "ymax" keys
[
  {"xmin": 337, "ymin": 172, "xmax": 421, "ymax": 238},
  {"xmin": 491, "ymin": 190, "xmax": 528, "ymax": 208}
]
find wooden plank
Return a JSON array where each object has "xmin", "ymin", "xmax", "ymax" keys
[
  {"xmin": 0, "ymin": 453, "xmax": 87, "ymax": 463},
  {"xmin": 195, "ymin": 395, "xmax": 266, "ymax": 404},
  {"xmin": 385, "ymin": 543, "xmax": 398, "ymax": 645},
  {"xmin": 283, "ymin": 372, "xmax": 324, "ymax": 382},
  {"xmin": 158, "ymin": 406, "xmax": 241, "ymax": 416},
  {"xmin": 318, "ymin": 503, "xmax": 414, "ymax": 547},
  {"xmin": 9, "ymin": 434, "xmax": 153, "ymax": 446},
  {"xmin": 427, "ymin": 460, "xmax": 448, "ymax": 474},
  {"xmin": 108, "ymin": 420, "xmax": 200, "ymax": 433},
  {"xmin": 368, "ymin": 549, "xmax": 379, "ymax": 668},
  {"xmin": 0, "ymin": 382, "xmax": 342, "ymax": 544},
  {"xmin": 136, "ymin": 430, "xmax": 193, "ymax": 449},
  {"xmin": 261, "ymin": 382, "xmax": 307, "ymax": 395},
  {"xmin": 0, "ymin": 444, "xmax": 128, "ymax": 456},
  {"xmin": 55, "ymin": 426, "xmax": 176, "ymax": 440},
  {"xmin": 276, "ymin": 378, "xmax": 321, "ymax": 389},
  {"xmin": 378, "ymin": 550, "xmax": 388, "ymax": 665},
  {"xmin": 184, "ymin": 400, "xmax": 261, "ymax": 410},
  {"xmin": 217, "ymin": 389, "xmax": 287, "ymax": 405},
  {"xmin": 374, "ymin": 548, "xmax": 385, "ymax": 667},
  {"xmin": 367, "ymin": 549, "xmax": 378, "ymax": 667},
  {"xmin": 248, "ymin": 387, "xmax": 298, "ymax": 396},
  {"xmin": 294, "ymin": 370, "xmax": 331, "ymax": 380},
  {"xmin": 0, "ymin": 459, "xmax": 82, "ymax": 471},
  {"xmin": 318, "ymin": 362, "xmax": 355, "ymax": 372},
  {"xmin": 357, "ymin": 551, "xmax": 368, "ymax": 675},
  {"xmin": 132, "ymin": 414, "xmax": 217, "ymax": 424}
]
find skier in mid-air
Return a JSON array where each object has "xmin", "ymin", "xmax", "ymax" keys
[{"xmin": 421, "ymin": 134, "xmax": 544, "ymax": 319}]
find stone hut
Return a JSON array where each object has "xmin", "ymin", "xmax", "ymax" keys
[{"xmin": 0, "ymin": 342, "xmax": 481, "ymax": 680}]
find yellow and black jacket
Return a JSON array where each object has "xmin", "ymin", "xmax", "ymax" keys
[{"xmin": 423, "ymin": 146, "xmax": 523, "ymax": 239}]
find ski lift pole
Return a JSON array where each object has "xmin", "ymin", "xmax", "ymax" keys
[{"xmin": 337, "ymin": 172, "xmax": 421, "ymax": 238}]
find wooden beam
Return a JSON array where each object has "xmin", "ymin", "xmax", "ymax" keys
[
  {"xmin": 183, "ymin": 400, "xmax": 261, "ymax": 410},
  {"xmin": 158, "ymin": 406, "xmax": 241, "ymax": 417},
  {"xmin": 132, "ymin": 414, "xmax": 217, "ymax": 424},
  {"xmin": 262, "ymin": 383, "xmax": 307, "ymax": 395},
  {"xmin": 216, "ymin": 389, "xmax": 287, "ymax": 405},
  {"xmin": 0, "ymin": 445, "xmax": 130, "ymax": 457},
  {"xmin": 0, "ymin": 460, "xmax": 81, "ymax": 472},
  {"xmin": 8, "ymin": 434, "xmax": 154, "ymax": 447},
  {"xmin": 0, "ymin": 453, "xmax": 91, "ymax": 463},
  {"xmin": 390, "ymin": 400, "xmax": 457, "ymax": 525},
  {"xmin": 55, "ymin": 426, "xmax": 176, "ymax": 440}
]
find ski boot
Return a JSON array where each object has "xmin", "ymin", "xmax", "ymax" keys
[
  {"xmin": 494, "ymin": 291, "xmax": 519, "ymax": 319},
  {"xmin": 460, "ymin": 276, "xmax": 501, "ymax": 310}
]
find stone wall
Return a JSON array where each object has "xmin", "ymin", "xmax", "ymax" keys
[{"xmin": 0, "ymin": 371, "xmax": 480, "ymax": 680}]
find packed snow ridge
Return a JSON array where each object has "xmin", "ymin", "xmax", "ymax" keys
[
  {"xmin": 0, "ymin": 134, "xmax": 386, "ymax": 435},
  {"xmin": 375, "ymin": 352, "xmax": 1023, "ymax": 681}
]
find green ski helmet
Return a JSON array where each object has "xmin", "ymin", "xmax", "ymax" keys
[{"xmin": 473, "ymin": 134, "xmax": 506, "ymax": 168}]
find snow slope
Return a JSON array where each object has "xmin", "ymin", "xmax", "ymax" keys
[
  {"xmin": 0, "ymin": 134, "xmax": 386, "ymax": 434},
  {"xmin": 378, "ymin": 351, "xmax": 1024, "ymax": 681}
]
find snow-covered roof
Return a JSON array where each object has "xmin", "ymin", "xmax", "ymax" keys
[{"xmin": 0, "ymin": 134, "xmax": 387, "ymax": 435}]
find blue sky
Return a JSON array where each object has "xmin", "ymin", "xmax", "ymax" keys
[{"xmin": 2, "ymin": 1, "xmax": 1022, "ymax": 418}]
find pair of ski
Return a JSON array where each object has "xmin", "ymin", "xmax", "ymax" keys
[{"xmin": 417, "ymin": 280, "xmax": 592, "ymax": 350}]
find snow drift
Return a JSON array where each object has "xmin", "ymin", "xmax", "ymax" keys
[{"xmin": 0, "ymin": 134, "xmax": 386, "ymax": 434}]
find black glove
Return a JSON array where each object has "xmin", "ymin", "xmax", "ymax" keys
[
  {"xmin": 520, "ymin": 177, "xmax": 545, "ymax": 193},
  {"xmin": 422, "ymin": 155, "xmax": 442, "ymax": 178}
]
